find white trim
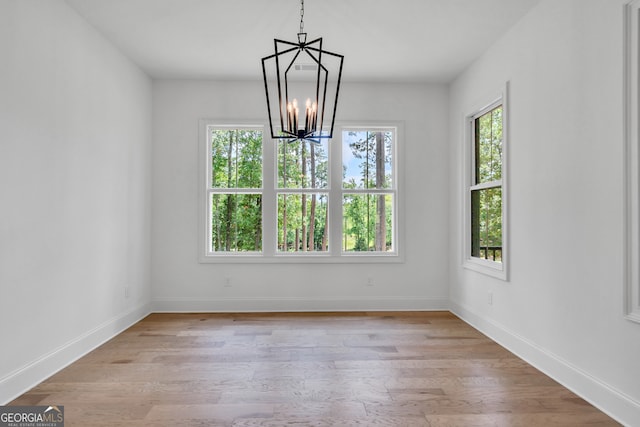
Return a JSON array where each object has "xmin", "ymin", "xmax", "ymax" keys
[
  {"xmin": 198, "ymin": 120, "xmax": 405, "ymax": 263},
  {"xmin": 0, "ymin": 302, "xmax": 152, "ymax": 405},
  {"xmin": 195, "ymin": 253, "xmax": 404, "ymax": 264},
  {"xmin": 198, "ymin": 119, "xmax": 208, "ymax": 262},
  {"xmin": 624, "ymin": 1, "xmax": 640, "ymax": 323},
  {"xmin": 450, "ymin": 301, "xmax": 640, "ymax": 426},
  {"xmin": 462, "ymin": 83, "xmax": 509, "ymax": 280},
  {"xmin": 198, "ymin": 121, "xmax": 267, "ymax": 261},
  {"xmin": 470, "ymin": 180, "xmax": 501, "ymax": 191},
  {"xmin": 152, "ymin": 296, "xmax": 448, "ymax": 313},
  {"xmin": 337, "ymin": 123, "xmax": 402, "ymax": 257}
]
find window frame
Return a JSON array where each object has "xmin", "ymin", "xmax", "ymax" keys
[
  {"xmin": 624, "ymin": 0, "xmax": 640, "ymax": 323},
  {"xmin": 338, "ymin": 126, "xmax": 400, "ymax": 257},
  {"xmin": 462, "ymin": 84, "xmax": 509, "ymax": 280},
  {"xmin": 198, "ymin": 119, "xmax": 404, "ymax": 263},
  {"xmin": 198, "ymin": 123, "xmax": 267, "ymax": 261}
]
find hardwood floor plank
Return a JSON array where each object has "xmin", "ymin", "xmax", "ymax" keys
[
  {"xmin": 8, "ymin": 312, "xmax": 620, "ymax": 426},
  {"xmin": 424, "ymin": 414, "xmax": 498, "ymax": 427},
  {"xmin": 145, "ymin": 403, "xmax": 274, "ymax": 423},
  {"xmin": 490, "ymin": 412, "xmax": 622, "ymax": 426},
  {"xmin": 272, "ymin": 401, "xmax": 368, "ymax": 419},
  {"xmin": 231, "ymin": 416, "xmax": 431, "ymax": 427}
]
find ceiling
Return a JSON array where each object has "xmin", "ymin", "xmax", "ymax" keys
[{"xmin": 64, "ymin": 0, "xmax": 540, "ymax": 83}]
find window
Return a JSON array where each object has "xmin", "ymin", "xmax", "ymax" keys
[
  {"xmin": 206, "ymin": 127, "xmax": 263, "ymax": 254},
  {"xmin": 463, "ymin": 87, "xmax": 508, "ymax": 279},
  {"xmin": 624, "ymin": 0, "xmax": 640, "ymax": 322},
  {"xmin": 342, "ymin": 129, "xmax": 396, "ymax": 253},
  {"xmin": 277, "ymin": 139, "xmax": 330, "ymax": 252},
  {"xmin": 199, "ymin": 121, "xmax": 402, "ymax": 262}
]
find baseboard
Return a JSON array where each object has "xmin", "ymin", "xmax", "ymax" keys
[
  {"xmin": 152, "ymin": 296, "xmax": 449, "ymax": 312},
  {"xmin": 7, "ymin": 299, "xmax": 635, "ymax": 425},
  {"xmin": 0, "ymin": 302, "xmax": 152, "ymax": 405},
  {"xmin": 450, "ymin": 301, "xmax": 640, "ymax": 427}
]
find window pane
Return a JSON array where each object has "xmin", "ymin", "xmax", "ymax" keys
[
  {"xmin": 471, "ymin": 187, "xmax": 502, "ymax": 261},
  {"xmin": 210, "ymin": 129, "xmax": 262, "ymax": 188},
  {"xmin": 343, "ymin": 130, "xmax": 393, "ymax": 189},
  {"xmin": 211, "ymin": 193, "xmax": 262, "ymax": 252},
  {"xmin": 475, "ymin": 106, "xmax": 502, "ymax": 184},
  {"xmin": 277, "ymin": 193, "xmax": 329, "ymax": 252},
  {"xmin": 278, "ymin": 140, "xmax": 328, "ymax": 189},
  {"xmin": 342, "ymin": 194, "xmax": 393, "ymax": 252}
]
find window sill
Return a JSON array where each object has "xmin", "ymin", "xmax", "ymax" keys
[
  {"xmin": 625, "ymin": 311, "xmax": 640, "ymax": 324},
  {"xmin": 463, "ymin": 257, "xmax": 508, "ymax": 281},
  {"xmin": 199, "ymin": 253, "xmax": 404, "ymax": 264}
]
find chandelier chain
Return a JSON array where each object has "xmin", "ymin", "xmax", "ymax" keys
[{"xmin": 299, "ymin": 0, "xmax": 305, "ymax": 34}]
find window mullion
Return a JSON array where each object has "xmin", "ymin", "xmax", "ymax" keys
[
  {"xmin": 329, "ymin": 132, "xmax": 343, "ymax": 257},
  {"xmin": 262, "ymin": 130, "xmax": 276, "ymax": 256}
]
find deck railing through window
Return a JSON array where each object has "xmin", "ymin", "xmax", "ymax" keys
[{"xmin": 478, "ymin": 246, "xmax": 502, "ymax": 262}]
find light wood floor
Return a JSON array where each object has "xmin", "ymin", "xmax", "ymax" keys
[{"xmin": 10, "ymin": 312, "xmax": 619, "ymax": 426}]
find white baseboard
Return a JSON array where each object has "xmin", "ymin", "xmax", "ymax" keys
[
  {"xmin": 152, "ymin": 296, "xmax": 449, "ymax": 313},
  {"xmin": 450, "ymin": 301, "xmax": 640, "ymax": 427},
  {"xmin": 0, "ymin": 302, "xmax": 152, "ymax": 405}
]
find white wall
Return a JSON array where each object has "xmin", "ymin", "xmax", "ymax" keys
[
  {"xmin": 449, "ymin": 0, "xmax": 640, "ymax": 424},
  {"xmin": 0, "ymin": 0, "xmax": 152, "ymax": 403},
  {"xmin": 5, "ymin": 0, "xmax": 637, "ymax": 422},
  {"xmin": 151, "ymin": 80, "xmax": 450, "ymax": 311}
]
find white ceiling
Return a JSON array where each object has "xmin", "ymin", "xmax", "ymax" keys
[{"xmin": 64, "ymin": 0, "xmax": 540, "ymax": 83}]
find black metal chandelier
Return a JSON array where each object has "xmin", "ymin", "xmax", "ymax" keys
[{"xmin": 261, "ymin": 0, "xmax": 344, "ymax": 142}]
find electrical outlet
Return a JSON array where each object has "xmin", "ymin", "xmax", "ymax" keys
[
  {"xmin": 224, "ymin": 277, "xmax": 232, "ymax": 287},
  {"xmin": 487, "ymin": 291, "xmax": 493, "ymax": 305},
  {"xmin": 366, "ymin": 277, "xmax": 374, "ymax": 286}
]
